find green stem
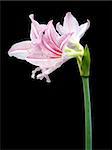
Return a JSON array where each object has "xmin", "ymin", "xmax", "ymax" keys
[{"xmin": 82, "ymin": 77, "xmax": 92, "ymax": 150}]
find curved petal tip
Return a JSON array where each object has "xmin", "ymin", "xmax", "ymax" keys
[
  {"xmin": 87, "ymin": 19, "xmax": 90, "ymax": 28},
  {"xmin": 29, "ymin": 14, "xmax": 34, "ymax": 21}
]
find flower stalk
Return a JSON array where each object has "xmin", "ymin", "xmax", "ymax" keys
[{"xmin": 82, "ymin": 77, "xmax": 92, "ymax": 150}]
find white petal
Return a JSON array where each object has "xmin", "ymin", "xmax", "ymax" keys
[
  {"xmin": 8, "ymin": 41, "xmax": 32, "ymax": 60},
  {"xmin": 29, "ymin": 14, "xmax": 47, "ymax": 44},
  {"xmin": 77, "ymin": 19, "xmax": 90, "ymax": 40},
  {"xmin": 63, "ymin": 12, "xmax": 79, "ymax": 35},
  {"xmin": 9, "ymin": 50, "xmax": 29, "ymax": 60},
  {"xmin": 43, "ymin": 59, "xmax": 66, "ymax": 75},
  {"xmin": 30, "ymin": 23, "xmax": 40, "ymax": 44},
  {"xmin": 25, "ymin": 57, "xmax": 62, "ymax": 68},
  {"xmin": 56, "ymin": 22, "xmax": 65, "ymax": 35}
]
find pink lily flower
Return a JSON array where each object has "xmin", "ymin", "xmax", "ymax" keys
[
  {"xmin": 26, "ymin": 19, "xmax": 73, "ymax": 82},
  {"xmin": 8, "ymin": 14, "xmax": 73, "ymax": 83}
]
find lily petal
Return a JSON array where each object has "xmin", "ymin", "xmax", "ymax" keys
[
  {"xmin": 40, "ymin": 20, "xmax": 62, "ymax": 58},
  {"xmin": 30, "ymin": 23, "xmax": 40, "ymax": 45},
  {"xmin": 44, "ymin": 21, "xmax": 62, "ymax": 53},
  {"xmin": 63, "ymin": 12, "xmax": 79, "ymax": 35},
  {"xmin": 8, "ymin": 41, "xmax": 32, "ymax": 60},
  {"xmin": 59, "ymin": 32, "xmax": 73, "ymax": 50},
  {"xmin": 77, "ymin": 19, "xmax": 90, "ymax": 40},
  {"xmin": 41, "ymin": 35, "xmax": 62, "ymax": 57},
  {"xmin": 56, "ymin": 22, "xmax": 65, "ymax": 35},
  {"xmin": 48, "ymin": 20, "xmax": 60, "ymax": 46},
  {"xmin": 26, "ymin": 56, "xmax": 62, "ymax": 68},
  {"xmin": 29, "ymin": 14, "xmax": 47, "ymax": 34},
  {"xmin": 29, "ymin": 14, "xmax": 47, "ymax": 44}
]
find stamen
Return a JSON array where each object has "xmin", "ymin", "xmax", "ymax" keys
[
  {"xmin": 31, "ymin": 67, "xmax": 41, "ymax": 79},
  {"xmin": 44, "ymin": 74, "xmax": 51, "ymax": 83},
  {"xmin": 36, "ymin": 73, "xmax": 44, "ymax": 80},
  {"xmin": 36, "ymin": 72, "xmax": 51, "ymax": 83}
]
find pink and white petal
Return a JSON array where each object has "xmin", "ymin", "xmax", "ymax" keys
[
  {"xmin": 77, "ymin": 19, "xmax": 90, "ymax": 40},
  {"xmin": 29, "ymin": 14, "xmax": 40, "ymax": 33},
  {"xmin": 8, "ymin": 41, "xmax": 32, "ymax": 60},
  {"xmin": 44, "ymin": 26, "xmax": 62, "ymax": 54},
  {"xmin": 26, "ymin": 45, "xmax": 44, "ymax": 59},
  {"xmin": 48, "ymin": 20, "xmax": 60, "ymax": 45},
  {"xmin": 63, "ymin": 12, "xmax": 79, "ymax": 35},
  {"xmin": 30, "ymin": 23, "xmax": 40, "ymax": 44},
  {"xmin": 56, "ymin": 22, "xmax": 65, "ymax": 35},
  {"xmin": 59, "ymin": 33, "xmax": 73, "ymax": 50},
  {"xmin": 41, "ymin": 35, "xmax": 62, "ymax": 57},
  {"xmin": 29, "ymin": 14, "xmax": 47, "ymax": 35},
  {"xmin": 26, "ymin": 56, "xmax": 62, "ymax": 68},
  {"xmin": 29, "ymin": 14, "xmax": 42, "ymax": 44},
  {"xmin": 38, "ymin": 24, "xmax": 47, "ymax": 34},
  {"xmin": 43, "ymin": 60, "xmax": 64, "ymax": 75}
]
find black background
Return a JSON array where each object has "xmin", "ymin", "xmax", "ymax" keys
[{"xmin": 1, "ymin": 1, "xmax": 111, "ymax": 150}]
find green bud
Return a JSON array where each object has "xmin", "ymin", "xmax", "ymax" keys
[{"xmin": 77, "ymin": 45, "xmax": 91, "ymax": 77}]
